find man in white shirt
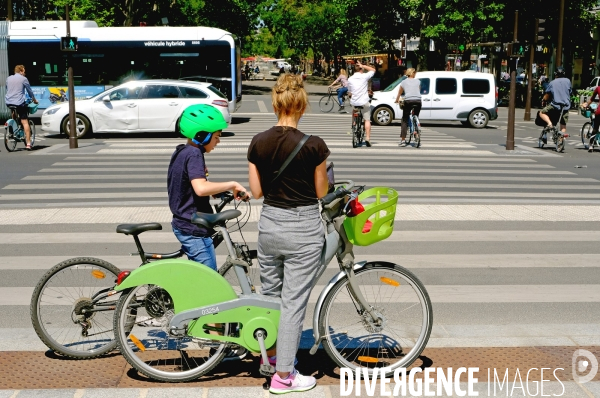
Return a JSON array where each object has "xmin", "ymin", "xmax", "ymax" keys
[{"xmin": 347, "ymin": 60, "xmax": 375, "ymax": 146}]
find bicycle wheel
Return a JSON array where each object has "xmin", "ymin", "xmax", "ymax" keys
[
  {"xmin": 413, "ymin": 116, "xmax": 421, "ymax": 148},
  {"xmin": 4, "ymin": 126, "xmax": 17, "ymax": 152},
  {"xmin": 319, "ymin": 95, "xmax": 335, "ymax": 113},
  {"xmin": 219, "ymin": 261, "xmax": 261, "ymax": 294},
  {"xmin": 318, "ymin": 262, "xmax": 432, "ymax": 377},
  {"xmin": 30, "ymin": 257, "xmax": 121, "ymax": 359},
  {"xmin": 114, "ymin": 284, "xmax": 228, "ymax": 382},
  {"xmin": 352, "ymin": 117, "xmax": 359, "ymax": 148},
  {"xmin": 581, "ymin": 122, "xmax": 593, "ymax": 149}
]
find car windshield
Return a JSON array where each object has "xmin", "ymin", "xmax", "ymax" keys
[
  {"xmin": 89, "ymin": 85, "xmax": 135, "ymax": 100},
  {"xmin": 382, "ymin": 78, "xmax": 403, "ymax": 92}
]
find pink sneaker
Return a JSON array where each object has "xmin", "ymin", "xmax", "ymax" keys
[{"xmin": 269, "ymin": 369, "xmax": 316, "ymax": 394}]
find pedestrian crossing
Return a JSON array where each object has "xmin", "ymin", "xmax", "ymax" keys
[{"xmin": 1, "ymin": 113, "xmax": 599, "ymax": 358}]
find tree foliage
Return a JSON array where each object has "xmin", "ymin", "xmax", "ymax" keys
[{"xmin": 2, "ymin": 0, "xmax": 599, "ymax": 73}]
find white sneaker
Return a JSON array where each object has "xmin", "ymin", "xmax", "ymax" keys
[
  {"xmin": 269, "ymin": 368, "xmax": 316, "ymax": 394},
  {"xmin": 399, "ymin": 140, "xmax": 407, "ymax": 147}
]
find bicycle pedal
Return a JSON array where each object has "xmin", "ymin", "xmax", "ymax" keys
[{"xmin": 259, "ymin": 364, "xmax": 276, "ymax": 377}]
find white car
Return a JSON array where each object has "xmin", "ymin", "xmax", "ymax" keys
[
  {"xmin": 370, "ymin": 71, "xmax": 498, "ymax": 128},
  {"xmin": 41, "ymin": 80, "xmax": 231, "ymax": 138}
]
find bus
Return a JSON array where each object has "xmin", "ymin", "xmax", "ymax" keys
[{"xmin": 0, "ymin": 20, "xmax": 242, "ymax": 118}]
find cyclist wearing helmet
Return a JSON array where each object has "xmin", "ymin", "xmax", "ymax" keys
[
  {"xmin": 539, "ymin": 66, "xmax": 572, "ymax": 136},
  {"xmin": 167, "ymin": 104, "xmax": 249, "ymax": 272}
]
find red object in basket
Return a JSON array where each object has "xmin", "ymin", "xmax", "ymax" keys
[
  {"xmin": 362, "ymin": 220, "xmax": 373, "ymax": 233},
  {"xmin": 347, "ymin": 198, "xmax": 365, "ymax": 217}
]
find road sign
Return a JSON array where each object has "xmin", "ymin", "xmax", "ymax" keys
[{"xmin": 60, "ymin": 37, "xmax": 78, "ymax": 52}]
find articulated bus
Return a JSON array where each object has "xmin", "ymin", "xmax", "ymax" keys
[{"xmin": 0, "ymin": 20, "xmax": 242, "ymax": 118}]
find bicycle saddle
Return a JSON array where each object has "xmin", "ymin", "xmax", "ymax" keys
[
  {"xmin": 7, "ymin": 105, "xmax": 17, "ymax": 110},
  {"xmin": 191, "ymin": 210, "xmax": 241, "ymax": 229},
  {"xmin": 116, "ymin": 223, "xmax": 162, "ymax": 235}
]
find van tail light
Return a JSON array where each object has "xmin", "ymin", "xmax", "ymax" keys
[
  {"xmin": 116, "ymin": 270, "xmax": 131, "ymax": 286},
  {"xmin": 211, "ymin": 99, "xmax": 229, "ymax": 108}
]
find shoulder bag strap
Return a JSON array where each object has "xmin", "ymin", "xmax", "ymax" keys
[{"xmin": 271, "ymin": 134, "xmax": 311, "ymax": 184}]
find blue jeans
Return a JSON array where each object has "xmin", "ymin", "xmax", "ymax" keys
[
  {"xmin": 172, "ymin": 227, "xmax": 217, "ymax": 271},
  {"xmin": 337, "ymin": 87, "xmax": 348, "ymax": 106}
]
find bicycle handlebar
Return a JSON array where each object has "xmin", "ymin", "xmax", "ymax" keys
[{"xmin": 320, "ymin": 180, "xmax": 355, "ymax": 206}]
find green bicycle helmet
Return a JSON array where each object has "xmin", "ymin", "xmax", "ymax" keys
[{"xmin": 179, "ymin": 104, "xmax": 228, "ymax": 145}]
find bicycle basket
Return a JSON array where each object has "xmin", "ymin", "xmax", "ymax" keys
[
  {"xmin": 27, "ymin": 102, "xmax": 38, "ymax": 115},
  {"xmin": 342, "ymin": 187, "xmax": 398, "ymax": 246},
  {"xmin": 581, "ymin": 108, "xmax": 592, "ymax": 118}
]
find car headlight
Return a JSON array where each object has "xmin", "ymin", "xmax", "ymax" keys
[{"xmin": 43, "ymin": 108, "xmax": 60, "ymax": 116}]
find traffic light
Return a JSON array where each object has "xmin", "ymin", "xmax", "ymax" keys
[
  {"xmin": 506, "ymin": 42, "xmax": 525, "ymax": 58},
  {"xmin": 60, "ymin": 36, "xmax": 78, "ymax": 52},
  {"xmin": 535, "ymin": 18, "xmax": 545, "ymax": 43}
]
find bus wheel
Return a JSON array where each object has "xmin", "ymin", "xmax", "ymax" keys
[{"xmin": 62, "ymin": 114, "xmax": 92, "ymax": 139}]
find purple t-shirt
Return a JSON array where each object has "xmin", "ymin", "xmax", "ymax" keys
[{"xmin": 167, "ymin": 144, "xmax": 213, "ymax": 236}]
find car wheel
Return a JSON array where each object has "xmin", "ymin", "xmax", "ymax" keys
[
  {"xmin": 61, "ymin": 114, "xmax": 92, "ymax": 139},
  {"xmin": 468, "ymin": 109, "xmax": 489, "ymax": 129},
  {"xmin": 373, "ymin": 106, "xmax": 393, "ymax": 126}
]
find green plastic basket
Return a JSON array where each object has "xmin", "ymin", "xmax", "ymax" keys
[
  {"xmin": 343, "ymin": 187, "xmax": 398, "ymax": 246},
  {"xmin": 581, "ymin": 108, "xmax": 592, "ymax": 118}
]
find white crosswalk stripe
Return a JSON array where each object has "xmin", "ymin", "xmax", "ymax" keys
[{"xmin": 1, "ymin": 113, "xmax": 599, "ymax": 354}]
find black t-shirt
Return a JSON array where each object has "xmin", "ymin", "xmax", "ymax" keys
[
  {"xmin": 247, "ymin": 126, "xmax": 330, "ymax": 209},
  {"xmin": 167, "ymin": 144, "xmax": 214, "ymax": 236}
]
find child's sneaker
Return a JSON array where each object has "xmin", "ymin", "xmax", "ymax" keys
[{"xmin": 269, "ymin": 369, "xmax": 316, "ymax": 394}]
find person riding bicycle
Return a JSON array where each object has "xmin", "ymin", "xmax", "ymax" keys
[
  {"xmin": 168, "ymin": 104, "xmax": 249, "ymax": 271},
  {"xmin": 5, "ymin": 65, "xmax": 38, "ymax": 150},
  {"xmin": 247, "ymin": 73, "xmax": 330, "ymax": 394},
  {"xmin": 582, "ymin": 83, "xmax": 600, "ymax": 151},
  {"xmin": 347, "ymin": 60, "xmax": 376, "ymax": 147},
  {"xmin": 538, "ymin": 66, "xmax": 571, "ymax": 139},
  {"xmin": 394, "ymin": 68, "xmax": 422, "ymax": 147},
  {"xmin": 328, "ymin": 68, "xmax": 349, "ymax": 113}
]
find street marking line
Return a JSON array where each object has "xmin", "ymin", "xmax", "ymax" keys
[{"xmin": 257, "ymin": 100, "xmax": 268, "ymax": 113}]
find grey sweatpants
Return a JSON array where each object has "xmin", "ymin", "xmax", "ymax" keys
[{"xmin": 258, "ymin": 204, "xmax": 324, "ymax": 373}]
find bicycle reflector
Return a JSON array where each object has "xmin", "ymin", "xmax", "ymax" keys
[
  {"xmin": 91, "ymin": 270, "xmax": 106, "ymax": 279},
  {"xmin": 116, "ymin": 270, "xmax": 131, "ymax": 286},
  {"xmin": 129, "ymin": 334, "xmax": 146, "ymax": 352}
]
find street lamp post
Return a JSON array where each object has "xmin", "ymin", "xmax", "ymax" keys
[{"xmin": 66, "ymin": 5, "xmax": 78, "ymax": 149}]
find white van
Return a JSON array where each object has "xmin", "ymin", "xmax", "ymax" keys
[{"xmin": 370, "ymin": 71, "xmax": 498, "ymax": 128}]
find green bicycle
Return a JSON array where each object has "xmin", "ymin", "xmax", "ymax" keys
[{"xmin": 112, "ymin": 181, "xmax": 432, "ymax": 382}]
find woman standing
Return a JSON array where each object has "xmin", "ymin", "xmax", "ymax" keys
[
  {"xmin": 395, "ymin": 68, "xmax": 422, "ymax": 147},
  {"xmin": 247, "ymin": 73, "xmax": 330, "ymax": 394},
  {"xmin": 328, "ymin": 68, "xmax": 349, "ymax": 113}
]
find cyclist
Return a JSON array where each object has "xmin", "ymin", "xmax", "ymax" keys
[
  {"xmin": 538, "ymin": 66, "xmax": 571, "ymax": 139},
  {"xmin": 247, "ymin": 73, "xmax": 330, "ymax": 394},
  {"xmin": 5, "ymin": 65, "xmax": 38, "ymax": 150},
  {"xmin": 328, "ymin": 68, "xmax": 349, "ymax": 113},
  {"xmin": 582, "ymin": 83, "xmax": 600, "ymax": 151},
  {"xmin": 347, "ymin": 60, "xmax": 376, "ymax": 147},
  {"xmin": 394, "ymin": 68, "xmax": 422, "ymax": 147}
]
